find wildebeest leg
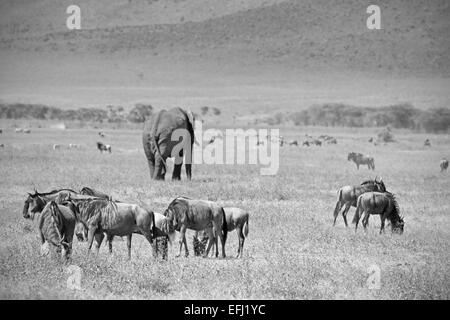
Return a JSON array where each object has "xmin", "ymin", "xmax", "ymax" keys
[
  {"xmin": 212, "ymin": 221, "xmax": 226, "ymax": 259},
  {"xmin": 380, "ymin": 214, "xmax": 387, "ymax": 234},
  {"xmin": 176, "ymin": 225, "xmax": 188, "ymax": 257},
  {"xmin": 362, "ymin": 211, "xmax": 370, "ymax": 231},
  {"xmin": 203, "ymin": 228, "xmax": 215, "ymax": 258},
  {"xmin": 107, "ymin": 234, "xmax": 114, "ymax": 254},
  {"xmin": 94, "ymin": 232, "xmax": 104, "ymax": 256},
  {"xmin": 236, "ymin": 226, "xmax": 244, "ymax": 258},
  {"xmin": 333, "ymin": 201, "xmax": 342, "ymax": 226},
  {"xmin": 341, "ymin": 203, "xmax": 351, "ymax": 227},
  {"xmin": 126, "ymin": 234, "xmax": 132, "ymax": 260},
  {"xmin": 86, "ymin": 226, "xmax": 98, "ymax": 255}
]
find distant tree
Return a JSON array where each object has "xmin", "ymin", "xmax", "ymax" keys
[{"xmin": 127, "ymin": 103, "xmax": 153, "ymax": 123}]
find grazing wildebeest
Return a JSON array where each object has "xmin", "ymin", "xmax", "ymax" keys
[
  {"xmin": 0, "ymin": 144, "xmax": 4, "ymax": 148},
  {"xmin": 23, "ymin": 129, "xmax": 31, "ymax": 134},
  {"xmin": 97, "ymin": 142, "xmax": 111, "ymax": 153},
  {"xmin": 164, "ymin": 197, "xmax": 227, "ymax": 258},
  {"xmin": 424, "ymin": 139, "xmax": 431, "ymax": 147},
  {"xmin": 152, "ymin": 212, "xmax": 176, "ymax": 260},
  {"xmin": 288, "ymin": 140, "xmax": 298, "ymax": 146},
  {"xmin": 441, "ymin": 158, "xmax": 449, "ymax": 172},
  {"xmin": 98, "ymin": 132, "xmax": 105, "ymax": 138},
  {"xmin": 37, "ymin": 201, "xmax": 76, "ymax": 259},
  {"xmin": 64, "ymin": 195, "xmax": 155, "ymax": 259},
  {"xmin": 69, "ymin": 143, "xmax": 80, "ymax": 149},
  {"xmin": 352, "ymin": 192, "xmax": 405, "ymax": 234},
  {"xmin": 303, "ymin": 141, "xmax": 310, "ymax": 147},
  {"xmin": 333, "ymin": 178, "xmax": 386, "ymax": 227},
  {"xmin": 348, "ymin": 152, "xmax": 375, "ymax": 170},
  {"xmin": 53, "ymin": 144, "xmax": 61, "ymax": 150}
]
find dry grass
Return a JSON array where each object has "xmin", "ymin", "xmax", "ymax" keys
[{"xmin": 0, "ymin": 125, "xmax": 449, "ymax": 299}]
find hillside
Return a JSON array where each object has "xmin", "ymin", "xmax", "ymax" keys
[{"xmin": 0, "ymin": 0, "xmax": 449, "ymax": 111}]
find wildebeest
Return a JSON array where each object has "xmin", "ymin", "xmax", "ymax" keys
[
  {"xmin": 164, "ymin": 197, "xmax": 227, "ymax": 258},
  {"xmin": 152, "ymin": 212, "xmax": 176, "ymax": 260},
  {"xmin": 37, "ymin": 201, "xmax": 76, "ymax": 259},
  {"xmin": 333, "ymin": 178, "xmax": 386, "ymax": 227},
  {"xmin": 53, "ymin": 144, "xmax": 61, "ymax": 150},
  {"xmin": 441, "ymin": 158, "xmax": 449, "ymax": 172},
  {"xmin": 98, "ymin": 132, "xmax": 105, "ymax": 138},
  {"xmin": 22, "ymin": 189, "xmax": 80, "ymax": 219},
  {"xmin": 64, "ymin": 195, "xmax": 155, "ymax": 259},
  {"xmin": 424, "ymin": 139, "xmax": 431, "ymax": 147},
  {"xmin": 303, "ymin": 141, "xmax": 310, "ymax": 147},
  {"xmin": 0, "ymin": 144, "xmax": 4, "ymax": 148},
  {"xmin": 69, "ymin": 143, "xmax": 80, "ymax": 149},
  {"xmin": 0, "ymin": 128, "xmax": 2, "ymax": 134},
  {"xmin": 23, "ymin": 129, "xmax": 31, "ymax": 134},
  {"xmin": 220, "ymin": 207, "xmax": 249, "ymax": 258},
  {"xmin": 97, "ymin": 142, "xmax": 111, "ymax": 153},
  {"xmin": 193, "ymin": 207, "xmax": 249, "ymax": 258},
  {"xmin": 352, "ymin": 192, "xmax": 405, "ymax": 234},
  {"xmin": 15, "ymin": 128, "xmax": 23, "ymax": 133},
  {"xmin": 288, "ymin": 140, "xmax": 298, "ymax": 146},
  {"xmin": 348, "ymin": 152, "xmax": 375, "ymax": 170}
]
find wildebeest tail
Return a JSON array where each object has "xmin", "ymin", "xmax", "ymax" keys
[
  {"xmin": 221, "ymin": 207, "xmax": 228, "ymax": 243},
  {"xmin": 243, "ymin": 214, "xmax": 249, "ymax": 238},
  {"xmin": 352, "ymin": 196, "xmax": 362, "ymax": 224}
]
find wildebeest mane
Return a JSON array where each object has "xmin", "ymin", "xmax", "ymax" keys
[
  {"xmin": 384, "ymin": 192, "xmax": 401, "ymax": 221},
  {"xmin": 76, "ymin": 198, "xmax": 119, "ymax": 229}
]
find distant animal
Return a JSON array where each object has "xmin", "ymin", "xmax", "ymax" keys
[
  {"xmin": 352, "ymin": 192, "xmax": 405, "ymax": 234},
  {"xmin": 64, "ymin": 194, "xmax": 156, "ymax": 259},
  {"xmin": 0, "ymin": 129, "xmax": 3, "ymax": 134},
  {"xmin": 97, "ymin": 142, "xmax": 111, "ymax": 153},
  {"xmin": 424, "ymin": 139, "xmax": 431, "ymax": 147},
  {"xmin": 288, "ymin": 140, "xmax": 298, "ymax": 146},
  {"xmin": 348, "ymin": 152, "xmax": 375, "ymax": 170},
  {"xmin": 23, "ymin": 129, "xmax": 31, "ymax": 134},
  {"xmin": 312, "ymin": 139, "xmax": 322, "ymax": 146},
  {"xmin": 142, "ymin": 107, "xmax": 195, "ymax": 180},
  {"xmin": 0, "ymin": 144, "xmax": 4, "ymax": 148},
  {"xmin": 163, "ymin": 196, "xmax": 227, "ymax": 258},
  {"xmin": 303, "ymin": 141, "xmax": 310, "ymax": 147},
  {"xmin": 98, "ymin": 132, "xmax": 105, "ymax": 138},
  {"xmin": 15, "ymin": 128, "xmax": 23, "ymax": 133},
  {"xmin": 37, "ymin": 201, "xmax": 76, "ymax": 259},
  {"xmin": 441, "ymin": 158, "xmax": 449, "ymax": 172},
  {"xmin": 368, "ymin": 137, "xmax": 374, "ymax": 143},
  {"xmin": 333, "ymin": 177, "xmax": 386, "ymax": 227},
  {"xmin": 69, "ymin": 143, "xmax": 80, "ymax": 149},
  {"xmin": 53, "ymin": 144, "xmax": 61, "ymax": 150}
]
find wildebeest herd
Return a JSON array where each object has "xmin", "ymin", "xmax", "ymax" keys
[{"xmin": 22, "ymin": 187, "xmax": 250, "ymax": 261}]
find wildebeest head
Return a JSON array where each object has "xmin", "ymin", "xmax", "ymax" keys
[
  {"xmin": 348, "ymin": 152, "xmax": 355, "ymax": 161},
  {"xmin": 23, "ymin": 190, "xmax": 45, "ymax": 219},
  {"xmin": 392, "ymin": 216, "xmax": 405, "ymax": 234},
  {"xmin": 163, "ymin": 197, "xmax": 189, "ymax": 230}
]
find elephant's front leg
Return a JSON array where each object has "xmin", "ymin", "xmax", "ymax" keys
[{"xmin": 154, "ymin": 155, "xmax": 166, "ymax": 180}]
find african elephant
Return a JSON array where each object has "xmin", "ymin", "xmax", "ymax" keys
[{"xmin": 142, "ymin": 107, "xmax": 195, "ymax": 180}]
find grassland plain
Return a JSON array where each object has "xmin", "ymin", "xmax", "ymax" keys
[{"xmin": 0, "ymin": 125, "xmax": 449, "ymax": 299}]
